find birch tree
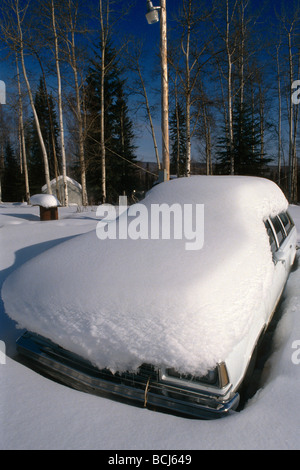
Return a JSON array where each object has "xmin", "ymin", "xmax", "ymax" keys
[
  {"xmin": 277, "ymin": 1, "xmax": 300, "ymax": 202},
  {"xmin": 50, "ymin": 0, "xmax": 68, "ymax": 206},
  {"xmin": 1, "ymin": 0, "xmax": 52, "ymax": 194},
  {"xmin": 15, "ymin": 50, "xmax": 30, "ymax": 203},
  {"xmin": 223, "ymin": 0, "xmax": 237, "ymax": 175},
  {"xmin": 98, "ymin": 0, "xmax": 130, "ymax": 202},
  {"xmin": 213, "ymin": 0, "xmax": 238, "ymax": 175},
  {"xmin": 99, "ymin": 0, "xmax": 108, "ymax": 203},
  {"xmin": 275, "ymin": 42, "xmax": 283, "ymax": 185},
  {"xmin": 196, "ymin": 77, "xmax": 214, "ymax": 175},
  {"xmin": 171, "ymin": 0, "xmax": 213, "ymax": 177},
  {"xmin": 60, "ymin": 0, "xmax": 88, "ymax": 205},
  {"xmin": 127, "ymin": 42, "xmax": 161, "ymax": 170},
  {"xmin": 32, "ymin": 51, "xmax": 60, "ymax": 191},
  {"xmin": 0, "ymin": 106, "xmax": 5, "ymax": 202}
]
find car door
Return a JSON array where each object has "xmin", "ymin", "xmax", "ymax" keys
[{"xmin": 277, "ymin": 212, "xmax": 297, "ymax": 269}]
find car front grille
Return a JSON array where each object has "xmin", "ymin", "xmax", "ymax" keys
[
  {"xmin": 16, "ymin": 331, "xmax": 240, "ymax": 419},
  {"xmin": 106, "ymin": 363, "xmax": 159, "ymax": 389}
]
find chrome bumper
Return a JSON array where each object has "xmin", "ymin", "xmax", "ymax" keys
[{"xmin": 16, "ymin": 331, "xmax": 239, "ymax": 419}]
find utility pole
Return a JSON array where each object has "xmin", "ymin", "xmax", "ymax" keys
[
  {"xmin": 160, "ymin": 0, "xmax": 169, "ymax": 180},
  {"xmin": 145, "ymin": 0, "xmax": 169, "ymax": 181}
]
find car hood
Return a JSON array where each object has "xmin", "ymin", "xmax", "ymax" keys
[{"xmin": 2, "ymin": 176, "xmax": 288, "ymax": 376}]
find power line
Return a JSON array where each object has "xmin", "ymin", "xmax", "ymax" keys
[{"xmin": 87, "ymin": 134, "xmax": 158, "ymax": 177}]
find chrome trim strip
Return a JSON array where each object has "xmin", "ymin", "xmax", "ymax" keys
[{"xmin": 16, "ymin": 331, "xmax": 239, "ymax": 420}]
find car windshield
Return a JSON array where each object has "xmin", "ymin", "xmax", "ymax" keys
[
  {"xmin": 265, "ymin": 220, "xmax": 278, "ymax": 255},
  {"xmin": 271, "ymin": 216, "xmax": 286, "ymax": 246},
  {"xmin": 279, "ymin": 212, "xmax": 294, "ymax": 235}
]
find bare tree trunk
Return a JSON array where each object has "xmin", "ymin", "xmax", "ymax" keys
[
  {"xmin": 259, "ymin": 83, "xmax": 264, "ymax": 159},
  {"xmin": 34, "ymin": 52, "xmax": 60, "ymax": 194},
  {"xmin": 181, "ymin": 0, "xmax": 192, "ymax": 177},
  {"xmin": 226, "ymin": 0, "xmax": 236, "ymax": 175},
  {"xmin": 287, "ymin": 28, "xmax": 298, "ymax": 202},
  {"xmin": 197, "ymin": 76, "xmax": 212, "ymax": 175},
  {"xmin": 67, "ymin": 0, "xmax": 88, "ymax": 205},
  {"xmin": 212, "ymin": 0, "xmax": 236, "ymax": 174},
  {"xmin": 292, "ymin": 55, "xmax": 300, "ymax": 202},
  {"xmin": 292, "ymin": 106, "xmax": 298, "ymax": 202},
  {"xmin": 276, "ymin": 3, "xmax": 300, "ymax": 201},
  {"xmin": 216, "ymin": 58, "xmax": 229, "ymax": 151},
  {"xmin": 184, "ymin": 55, "xmax": 191, "ymax": 177},
  {"xmin": 0, "ymin": 107, "xmax": 4, "ymax": 203},
  {"xmin": 99, "ymin": 0, "xmax": 107, "ymax": 203},
  {"xmin": 171, "ymin": 0, "xmax": 212, "ymax": 178},
  {"xmin": 135, "ymin": 57, "xmax": 161, "ymax": 170},
  {"xmin": 288, "ymin": 31, "xmax": 294, "ymax": 201},
  {"xmin": 203, "ymin": 104, "xmax": 212, "ymax": 175},
  {"xmin": 251, "ymin": 82, "xmax": 255, "ymax": 156},
  {"xmin": 97, "ymin": 0, "xmax": 131, "ymax": 200},
  {"xmin": 16, "ymin": 0, "xmax": 52, "ymax": 194},
  {"xmin": 238, "ymin": 3, "xmax": 244, "ymax": 109},
  {"xmin": 175, "ymin": 98, "xmax": 180, "ymax": 177},
  {"xmin": 15, "ymin": 51, "xmax": 30, "ymax": 203},
  {"xmin": 276, "ymin": 44, "xmax": 282, "ymax": 185},
  {"xmin": 51, "ymin": 0, "xmax": 68, "ymax": 206}
]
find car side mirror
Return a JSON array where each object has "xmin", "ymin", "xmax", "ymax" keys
[{"xmin": 274, "ymin": 249, "xmax": 286, "ymax": 265}]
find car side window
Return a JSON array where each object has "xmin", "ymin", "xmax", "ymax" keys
[
  {"xmin": 279, "ymin": 212, "xmax": 294, "ymax": 235},
  {"xmin": 264, "ymin": 220, "xmax": 277, "ymax": 256},
  {"xmin": 270, "ymin": 216, "xmax": 286, "ymax": 246}
]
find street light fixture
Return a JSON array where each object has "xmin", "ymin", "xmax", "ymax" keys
[
  {"xmin": 145, "ymin": 0, "xmax": 160, "ymax": 24},
  {"xmin": 145, "ymin": 0, "xmax": 169, "ymax": 181}
]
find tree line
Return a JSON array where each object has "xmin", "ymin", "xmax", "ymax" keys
[{"xmin": 0, "ymin": 0, "xmax": 299, "ymax": 205}]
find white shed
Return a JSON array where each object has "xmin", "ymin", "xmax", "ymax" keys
[{"xmin": 42, "ymin": 176, "xmax": 83, "ymax": 206}]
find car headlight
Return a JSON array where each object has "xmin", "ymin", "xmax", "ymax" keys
[{"xmin": 164, "ymin": 362, "xmax": 229, "ymax": 389}]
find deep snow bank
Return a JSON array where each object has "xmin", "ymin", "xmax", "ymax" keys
[{"xmin": 2, "ymin": 176, "xmax": 288, "ymax": 375}]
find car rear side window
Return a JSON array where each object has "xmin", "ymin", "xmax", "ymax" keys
[
  {"xmin": 264, "ymin": 220, "xmax": 277, "ymax": 255},
  {"xmin": 279, "ymin": 212, "xmax": 294, "ymax": 235},
  {"xmin": 270, "ymin": 216, "xmax": 286, "ymax": 246}
]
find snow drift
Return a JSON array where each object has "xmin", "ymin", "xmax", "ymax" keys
[{"xmin": 2, "ymin": 176, "xmax": 288, "ymax": 376}]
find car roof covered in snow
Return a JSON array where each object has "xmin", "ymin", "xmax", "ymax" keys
[{"xmin": 2, "ymin": 176, "xmax": 289, "ymax": 376}]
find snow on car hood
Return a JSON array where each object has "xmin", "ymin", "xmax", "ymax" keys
[{"xmin": 2, "ymin": 176, "xmax": 288, "ymax": 375}]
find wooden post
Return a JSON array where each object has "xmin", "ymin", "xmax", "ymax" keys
[{"xmin": 39, "ymin": 206, "xmax": 58, "ymax": 221}]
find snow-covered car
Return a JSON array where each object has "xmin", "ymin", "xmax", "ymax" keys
[{"xmin": 2, "ymin": 176, "xmax": 298, "ymax": 419}]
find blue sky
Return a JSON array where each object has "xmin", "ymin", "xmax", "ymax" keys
[
  {"xmin": 116, "ymin": 0, "xmax": 292, "ymax": 164},
  {"xmin": 0, "ymin": 0, "xmax": 297, "ymax": 166}
]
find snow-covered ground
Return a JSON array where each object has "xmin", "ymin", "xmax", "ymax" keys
[{"xmin": 0, "ymin": 195, "xmax": 300, "ymax": 450}]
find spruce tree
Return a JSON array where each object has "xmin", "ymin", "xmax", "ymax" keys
[
  {"xmin": 170, "ymin": 103, "xmax": 187, "ymax": 177},
  {"xmin": 84, "ymin": 43, "xmax": 138, "ymax": 203},
  {"xmin": 2, "ymin": 141, "xmax": 24, "ymax": 202},
  {"xmin": 84, "ymin": 44, "xmax": 119, "ymax": 202},
  {"xmin": 217, "ymin": 101, "xmax": 271, "ymax": 176},
  {"xmin": 109, "ymin": 80, "xmax": 138, "ymax": 200},
  {"xmin": 27, "ymin": 78, "xmax": 61, "ymax": 194}
]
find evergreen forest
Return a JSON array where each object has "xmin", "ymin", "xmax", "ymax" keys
[{"xmin": 0, "ymin": 0, "xmax": 299, "ymax": 205}]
